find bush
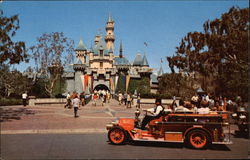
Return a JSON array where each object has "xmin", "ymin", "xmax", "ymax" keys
[
  {"xmin": 0, "ymin": 98, "xmax": 22, "ymax": 106},
  {"xmin": 141, "ymin": 93, "xmax": 173, "ymax": 99}
]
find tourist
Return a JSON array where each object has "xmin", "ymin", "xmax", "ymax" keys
[
  {"xmin": 191, "ymin": 93, "xmax": 199, "ymax": 108},
  {"xmin": 222, "ymin": 97, "xmax": 228, "ymax": 111},
  {"xmin": 118, "ymin": 92, "xmax": 123, "ymax": 105},
  {"xmin": 106, "ymin": 91, "xmax": 111, "ymax": 103},
  {"xmin": 103, "ymin": 90, "xmax": 107, "ymax": 104},
  {"xmin": 136, "ymin": 93, "xmax": 141, "ymax": 108},
  {"xmin": 80, "ymin": 92, "xmax": 85, "ymax": 106},
  {"xmin": 175, "ymin": 99, "xmax": 190, "ymax": 112},
  {"xmin": 126, "ymin": 93, "xmax": 132, "ymax": 108},
  {"xmin": 197, "ymin": 103, "xmax": 210, "ymax": 114},
  {"xmin": 72, "ymin": 93, "xmax": 80, "ymax": 118},
  {"xmin": 123, "ymin": 92, "xmax": 127, "ymax": 105},
  {"xmin": 92, "ymin": 92, "xmax": 98, "ymax": 106},
  {"xmin": 22, "ymin": 91, "xmax": 28, "ymax": 107},
  {"xmin": 64, "ymin": 92, "xmax": 71, "ymax": 108}
]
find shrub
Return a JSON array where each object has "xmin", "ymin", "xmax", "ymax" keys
[
  {"xmin": 0, "ymin": 98, "xmax": 22, "ymax": 106},
  {"xmin": 141, "ymin": 93, "xmax": 173, "ymax": 99}
]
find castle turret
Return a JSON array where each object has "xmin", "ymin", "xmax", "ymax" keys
[
  {"xmin": 75, "ymin": 38, "xmax": 87, "ymax": 64},
  {"xmin": 105, "ymin": 13, "xmax": 115, "ymax": 50},
  {"xmin": 94, "ymin": 34, "xmax": 101, "ymax": 46},
  {"xmin": 142, "ymin": 53, "xmax": 149, "ymax": 67}
]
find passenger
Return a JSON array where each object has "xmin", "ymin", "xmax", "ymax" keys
[
  {"xmin": 197, "ymin": 103, "xmax": 210, "ymax": 114},
  {"xmin": 175, "ymin": 99, "xmax": 190, "ymax": 112},
  {"xmin": 191, "ymin": 94, "xmax": 199, "ymax": 108},
  {"xmin": 141, "ymin": 98, "xmax": 164, "ymax": 130}
]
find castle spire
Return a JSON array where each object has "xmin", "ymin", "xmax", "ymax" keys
[
  {"xmin": 105, "ymin": 13, "xmax": 115, "ymax": 50},
  {"xmin": 108, "ymin": 12, "xmax": 113, "ymax": 22},
  {"xmin": 119, "ymin": 40, "xmax": 123, "ymax": 58}
]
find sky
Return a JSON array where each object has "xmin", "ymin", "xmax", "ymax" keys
[{"xmin": 1, "ymin": 0, "xmax": 249, "ymax": 73}]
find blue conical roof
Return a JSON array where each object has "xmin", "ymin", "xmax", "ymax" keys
[
  {"xmin": 133, "ymin": 54, "xmax": 143, "ymax": 66},
  {"xmin": 142, "ymin": 54, "xmax": 149, "ymax": 66},
  {"xmin": 75, "ymin": 59, "xmax": 83, "ymax": 65},
  {"xmin": 93, "ymin": 37, "xmax": 109, "ymax": 56},
  {"xmin": 64, "ymin": 64, "xmax": 74, "ymax": 72},
  {"xmin": 75, "ymin": 38, "xmax": 87, "ymax": 51}
]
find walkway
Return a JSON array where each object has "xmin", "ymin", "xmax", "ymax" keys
[{"xmin": 0, "ymin": 99, "xmax": 153, "ymax": 134}]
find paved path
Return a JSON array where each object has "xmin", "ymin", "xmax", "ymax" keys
[{"xmin": 0, "ymin": 99, "xmax": 154, "ymax": 134}]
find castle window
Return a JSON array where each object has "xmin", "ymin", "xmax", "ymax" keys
[{"xmin": 100, "ymin": 62, "xmax": 103, "ymax": 68}]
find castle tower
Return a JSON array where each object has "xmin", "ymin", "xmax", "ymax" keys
[
  {"xmin": 75, "ymin": 38, "xmax": 87, "ymax": 64},
  {"xmin": 94, "ymin": 34, "xmax": 101, "ymax": 46},
  {"xmin": 105, "ymin": 13, "xmax": 115, "ymax": 50}
]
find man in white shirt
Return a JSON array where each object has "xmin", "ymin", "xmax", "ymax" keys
[
  {"xmin": 141, "ymin": 98, "xmax": 164, "ymax": 130},
  {"xmin": 72, "ymin": 93, "xmax": 80, "ymax": 117},
  {"xmin": 22, "ymin": 92, "xmax": 28, "ymax": 106}
]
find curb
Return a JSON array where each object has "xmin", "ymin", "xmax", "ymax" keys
[{"xmin": 1, "ymin": 129, "xmax": 107, "ymax": 134}]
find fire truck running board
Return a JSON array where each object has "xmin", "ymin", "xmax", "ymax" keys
[{"xmin": 133, "ymin": 138, "xmax": 183, "ymax": 143}]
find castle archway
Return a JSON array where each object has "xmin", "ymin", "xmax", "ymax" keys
[{"xmin": 94, "ymin": 84, "xmax": 110, "ymax": 91}]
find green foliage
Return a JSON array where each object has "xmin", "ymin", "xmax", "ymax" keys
[
  {"xmin": 141, "ymin": 93, "xmax": 172, "ymax": 99},
  {"xmin": 0, "ymin": 64, "xmax": 32, "ymax": 97},
  {"xmin": 29, "ymin": 32, "xmax": 74, "ymax": 97},
  {"xmin": 0, "ymin": 10, "xmax": 28, "ymax": 64},
  {"xmin": 158, "ymin": 73, "xmax": 196, "ymax": 99},
  {"xmin": 167, "ymin": 7, "xmax": 248, "ymax": 100},
  {"xmin": 52, "ymin": 77, "xmax": 66, "ymax": 97},
  {"xmin": 115, "ymin": 73, "xmax": 125, "ymax": 93},
  {"xmin": 127, "ymin": 78, "xmax": 140, "ymax": 94},
  {"xmin": 137, "ymin": 77, "xmax": 151, "ymax": 94},
  {"xmin": 29, "ymin": 78, "xmax": 49, "ymax": 98},
  {"xmin": 0, "ymin": 98, "xmax": 22, "ymax": 106}
]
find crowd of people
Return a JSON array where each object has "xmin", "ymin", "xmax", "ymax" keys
[
  {"xmin": 170, "ymin": 93, "xmax": 246, "ymax": 114},
  {"xmin": 64, "ymin": 91, "xmax": 87, "ymax": 118},
  {"xmin": 118, "ymin": 92, "xmax": 141, "ymax": 108},
  {"xmin": 91, "ymin": 90, "xmax": 111, "ymax": 106}
]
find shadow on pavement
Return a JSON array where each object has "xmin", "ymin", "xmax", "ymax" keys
[
  {"xmin": 233, "ymin": 131, "xmax": 249, "ymax": 139},
  {"xmin": 114, "ymin": 141, "xmax": 231, "ymax": 151},
  {"xmin": 130, "ymin": 141, "xmax": 184, "ymax": 149},
  {"xmin": 0, "ymin": 107, "xmax": 35, "ymax": 122}
]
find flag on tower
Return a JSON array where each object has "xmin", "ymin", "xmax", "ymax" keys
[
  {"xmin": 161, "ymin": 58, "xmax": 163, "ymax": 63},
  {"xmin": 144, "ymin": 42, "xmax": 148, "ymax": 47}
]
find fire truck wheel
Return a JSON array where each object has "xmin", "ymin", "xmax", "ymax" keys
[
  {"xmin": 186, "ymin": 129, "xmax": 211, "ymax": 149},
  {"xmin": 108, "ymin": 127, "xmax": 127, "ymax": 145}
]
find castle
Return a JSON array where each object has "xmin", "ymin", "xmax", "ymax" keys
[{"xmin": 63, "ymin": 14, "xmax": 163, "ymax": 94}]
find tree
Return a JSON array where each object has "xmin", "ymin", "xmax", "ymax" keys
[
  {"xmin": 0, "ymin": 10, "xmax": 28, "ymax": 64},
  {"xmin": 137, "ymin": 76, "xmax": 151, "ymax": 94},
  {"xmin": 0, "ymin": 64, "xmax": 31, "ymax": 97},
  {"xmin": 167, "ymin": 7, "xmax": 248, "ymax": 100},
  {"xmin": 115, "ymin": 73, "xmax": 125, "ymax": 93},
  {"xmin": 30, "ymin": 32, "xmax": 74, "ymax": 97},
  {"xmin": 158, "ymin": 73, "xmax": 195, "ymax": 99}
]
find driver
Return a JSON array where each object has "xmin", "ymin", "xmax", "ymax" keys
[{"xmin": 140, "ymin": 98, "xmax": 164, "ymax": 130}]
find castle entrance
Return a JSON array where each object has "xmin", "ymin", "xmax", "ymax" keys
[{"xmin": 94, "ymin": 84, "xmax": 110, "ymax": 91}]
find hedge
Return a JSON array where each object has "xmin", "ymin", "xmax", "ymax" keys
[
  {"xmin": 141, "ymin": 93, "xmax": 173, "ymax": 99},
  {"xmin": 0, "ymin": 98, "xmax": 22, "ymax": 106}
]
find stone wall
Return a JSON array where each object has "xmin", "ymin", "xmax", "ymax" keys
[{"xmin": 29, "ymin": 98, "xmax": 66, "ymax": 106}]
